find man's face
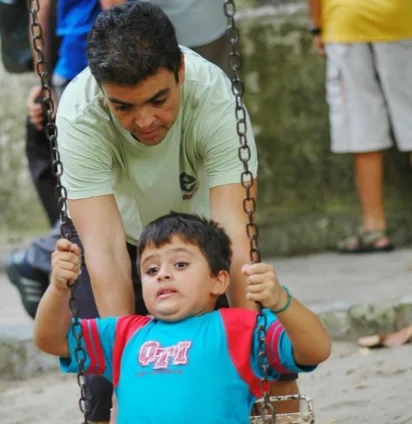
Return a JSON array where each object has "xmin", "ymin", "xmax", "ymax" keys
[{"xmin": 102, "ymin": 60, "xmax": 185, "ymax": 146}]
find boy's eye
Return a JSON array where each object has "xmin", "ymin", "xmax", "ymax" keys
[
  {"xmin": 175, "ymin": 262, "xmax": 189, "ymax": 269},
  {"xmin": 146, "ymin": 267, "xmax": 159, "ymax": 275}
]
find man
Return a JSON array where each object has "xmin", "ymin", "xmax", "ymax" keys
[
  {"xmin": 54, "ymin": 3, "xmax": 298, "ymax": 423},
  {"xmin": 307, "ymin": 0, "xmax": 412, "ymax": 253}
]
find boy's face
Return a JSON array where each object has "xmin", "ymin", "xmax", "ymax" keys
[{"xmin": 139, "ymin": 236, "xmax": 229, "ymax": 322}]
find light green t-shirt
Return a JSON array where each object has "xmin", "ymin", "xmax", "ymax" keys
[{"xmin": 56, "ymin": 47, "xmax": 258, "ymax": 245}]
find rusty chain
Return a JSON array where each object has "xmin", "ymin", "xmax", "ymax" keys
[
  {"xmin": 223, "ymin": 1, "xmax": 275, "ymax": 423},
  {"xmin": 28, "ymin": 0, "xmax": 90, "ymax": 421}
]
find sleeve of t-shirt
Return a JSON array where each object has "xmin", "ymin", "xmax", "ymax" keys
[
  {"xmin": 60, "ymin": 317, "xmax": 118, "ymax": 382},
  {"xmin": 250, "ymin": 309, "xmax": 317, "ymax": 378},
  {"xmin": 57, "ymin": 113, "xmax": 113, "ymax": 200},
  {"xmin": 195, "ymin": 84, "xmax": 258, "ymax": 188}
]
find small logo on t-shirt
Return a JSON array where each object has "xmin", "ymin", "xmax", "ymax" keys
[
  {"xmin": 180, "ymin": 172, "xmax": 198, "ymax": 200},
  {"xmin": 138, "ymin": 341, "xmax": 192, "ymax": 369}
]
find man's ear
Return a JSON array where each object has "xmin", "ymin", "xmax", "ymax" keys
[{"xmin": 211, "ymin": 270, "xmax": 230, "ymax": 296}]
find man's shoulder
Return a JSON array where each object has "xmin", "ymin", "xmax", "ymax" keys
[
  {"xmin": 182, "ymin": 46, "xmax": 233, "ymax": 110},
  {"xmin": 58, "ymin": 67, "xmax": 107, "ymax": 123}
]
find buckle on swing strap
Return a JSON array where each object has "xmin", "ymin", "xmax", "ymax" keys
[{"xmin": 250, "ymin": 394, "xmax": 315, "ymax": 424}]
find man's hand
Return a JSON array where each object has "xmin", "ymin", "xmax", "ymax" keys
[
  {"xmin": 313, "ymin": 35, "xmax": 326, "ymax": 57},
  {"xmin": 51, "ymin": 239, "xmax": 82, "ymax": 290},
  {"xmin": 242, "ymin": 262, "xmax": 287, "ymax": 311}
]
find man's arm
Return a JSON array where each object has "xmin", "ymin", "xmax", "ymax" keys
[
  {"xmin": 69, "ymin": 195, "xmax": 135, "ymax": 317},
  {"xmin": 210, "ymin": 181, "xmax": 259, "ymax": 311}
]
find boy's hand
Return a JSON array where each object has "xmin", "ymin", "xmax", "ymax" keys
[
  {"xmin": 242, "ymin": 263, "xmax": 287, "ymax": 311},
  {"xmin": 51, "ymin": 239, "xmax": 82, "ymax": 290}
]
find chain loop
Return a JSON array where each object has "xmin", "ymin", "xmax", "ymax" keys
[
  {"xmin": 28, "ymin": 1, "xmax": 90, "ymax": 422},
  {"xmin": 223, "ymin": 1, "xmax": 275, "ymax": 422}
]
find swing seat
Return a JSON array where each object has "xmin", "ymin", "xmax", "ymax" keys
[{"xmin": 250, "ymin": 394, "xmax": 315, "ymax": 424}]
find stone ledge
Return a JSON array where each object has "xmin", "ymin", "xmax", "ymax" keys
[
  {"xmin": 2, "ymin": 300, "xmax": 411, "ymax": 381},
  {"xmin": 0, "ymin": 324, "xmax": 59, "ymax": 381}
]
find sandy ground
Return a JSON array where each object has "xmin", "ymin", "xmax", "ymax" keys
[{"xmin": 1, "ymin": 341, "xmax": 411, "ymax": 424}]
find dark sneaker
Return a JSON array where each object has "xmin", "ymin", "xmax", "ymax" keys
[{"xmin": 5, "ymin": 250, "xmax": 49, "ymax": 319}]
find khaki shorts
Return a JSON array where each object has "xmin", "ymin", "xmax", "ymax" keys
[{"xmin": 325, "ymin": 40, "xmax": 412, "ymax": 153}]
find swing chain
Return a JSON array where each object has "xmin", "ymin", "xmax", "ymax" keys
[
  {"xmin": 223, "ymin": 1, "xmax": 275, "ymax": 423},
  {"xmin": 28, "ymin": 0, "xmax": 90, "ymax": 421}
]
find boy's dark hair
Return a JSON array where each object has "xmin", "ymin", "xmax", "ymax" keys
[
  {"xmin": 87, "ymin": 2, "xmax": 181, "ymax": 85},
  {"xmin": 138, "ymin": 212, "xmax": 233, "ymax": 276}
]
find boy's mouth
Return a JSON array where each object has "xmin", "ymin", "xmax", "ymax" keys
[{"xmin": 156, "ymin": 287, "xmax": 178, "ymax": 299}]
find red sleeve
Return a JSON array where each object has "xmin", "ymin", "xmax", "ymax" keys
[
  {"xmin": 112, "ymin": 315, "xmax": 152, "ymax": 388},
  {"xmin": 219, "ymin": 308, "xmax": 262, "ymax": 398},
  {"xmin": 81, "ymin": 319, "xmax": 106, "ymax": 376}
]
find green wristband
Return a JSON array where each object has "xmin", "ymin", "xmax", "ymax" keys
[{"xmin": 272, "ymin": 285, "xmax": 292, "ymax": 314}]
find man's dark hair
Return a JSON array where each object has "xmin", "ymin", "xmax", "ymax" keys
[
  {"xmin": 87, "ymin": 2, "xmax": 182, "ymax": 85},
  {"xmin": 138, "ymin": 212, "xmax": 233, "ymax": 276}
]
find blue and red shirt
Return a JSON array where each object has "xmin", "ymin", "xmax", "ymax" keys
[{"xmin": 61, "ymin": 309, "xmax": 315, "ymax": 423}]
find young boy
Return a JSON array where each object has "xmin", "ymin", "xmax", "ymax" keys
[{"xmin": 34, "ymin": 212, "xmax": 331, "ymax": 423}]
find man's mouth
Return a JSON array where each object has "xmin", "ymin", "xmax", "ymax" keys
[{"xmin": 139, "ymin": 128, "xmax": 159, "ymax": 138}]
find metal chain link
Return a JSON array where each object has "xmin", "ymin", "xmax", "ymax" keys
[
  {"xmin": 28, "ymin": 1, "xmax": 90, "ymax": 422},
  {"xmin": 223, "ymin": 1, "xmax": 275, "ymax": 423}
]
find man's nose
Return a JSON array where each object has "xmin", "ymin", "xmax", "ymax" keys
[{"xmin": 134, "ymin": 108, "xmax": 155, "ymax": 130}]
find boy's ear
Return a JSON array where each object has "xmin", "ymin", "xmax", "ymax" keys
[{"xmin": 211, "ymin": 270, "xmax": 230, "ymax": 296}]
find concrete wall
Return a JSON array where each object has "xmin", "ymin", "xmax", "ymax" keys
[{"xmin": 1, "ymin": 3, "xmax": 411, "ymax": 255}]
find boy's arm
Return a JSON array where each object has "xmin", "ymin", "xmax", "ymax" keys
[
  {"xmin": 244, "ymin": 263, "xmax": 331, "ymax": 367},
  {"xmin": 34, "ymin": 283, "xmax": 71, "ymax": 358},
  {"xmin": 34, "ymin": 238, "xmax": 81, "ymax": 357},
  {"xmin": 268, "ymin": 290, "xmax": 331, "ymax": 366}
]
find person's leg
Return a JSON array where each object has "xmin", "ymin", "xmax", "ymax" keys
[
  {"xmin": 325, "ymin": 43, "xmax": 393, "ymax": 252},
  {"xmin": 354, "ymin": 151, "xmax": 389, "ymax": 238}
]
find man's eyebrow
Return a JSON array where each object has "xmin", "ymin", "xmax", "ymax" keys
[
  {"xmin": 108, "ymin": 98, "xmax": 134, "ymax": 106},
  {"xmin": 108, "ymin": 88, "xmax": 170, "ymax": 107},
  {"xmin": 145, "ymin": 88, "xmax": 170, "ymax": 104}
]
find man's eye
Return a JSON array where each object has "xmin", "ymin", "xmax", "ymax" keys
[
  {"xmin": 114, "ymin": 105, "xmax": 131, "ymax": 112},
  {"xmin": 175, "ymin": 262, "xmax": 189, "ymax": 269},
  {"xmin": 146, "ymin": 267, "xmax": 159, "ymax": 275},
  {"xmin": 151, "ymin": 98, "xmax": 166, "ymax": 106}
]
